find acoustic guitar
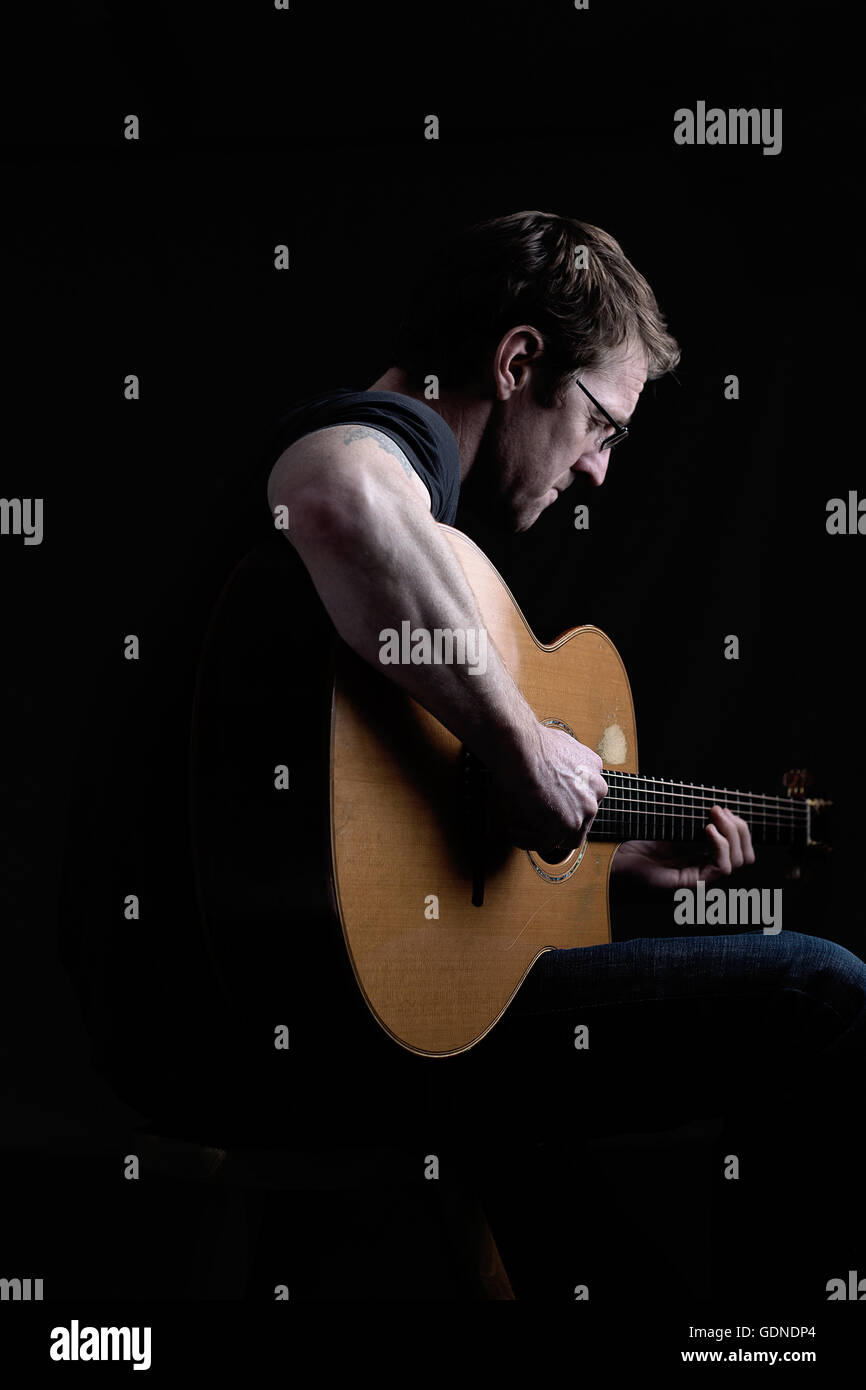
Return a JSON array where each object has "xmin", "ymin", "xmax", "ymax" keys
[{"xmin": 190, "ymin": 526, "xmax": 829, "ymax": 1061}]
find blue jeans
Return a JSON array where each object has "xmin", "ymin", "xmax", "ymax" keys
[
  {"xmin": 423, "ymin": 929, "xmax": 866, "ymax": 1296},
  {"xmin": 427, "ymin": 928, "xmax": 866, "ymax": 1146}
]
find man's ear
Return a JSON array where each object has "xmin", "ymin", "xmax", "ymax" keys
[
  {"xmin": 494, "ymin": 324, "xmax": 544, "ymax": 396},
  {"xmin": 509, "ymin": 330, "xmax": 545, "ymax": 385}
]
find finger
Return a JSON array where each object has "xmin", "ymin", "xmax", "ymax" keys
[
  {"xmin": 704, "ymin": 821, "xmax": 731, "ymax": 878},
  {"xmin": 573, "ymin": 769, "xmax": 607, "ymax": 806},
  {"xmin": 547, "ymin": 817, "xmax": 588, "ymax": 854},
  {"xmin": 575, "ymin": 764, "xmax": 606, "ymax": 792},
  {"xmin": 711, "ymin": 806, "xmax": 744, "ymax": 869},
  {"xmin": 723, "ymin": 808, "xmax": 752, "ymax": 868},
  {"xmin": 730, "ymin": 812, "xmax": 756, "ymax": 865}
]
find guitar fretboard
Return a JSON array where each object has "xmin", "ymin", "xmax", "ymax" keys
[{"xmin": 589, "ymin": 771, "xmax": 810, "ymax": 846}]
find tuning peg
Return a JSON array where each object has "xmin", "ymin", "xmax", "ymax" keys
[{"xmin": 782, "ymin": 768, "xmax": 813, "ymax": 797}]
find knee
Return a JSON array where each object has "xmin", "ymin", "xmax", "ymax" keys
[{"xmin": 770, "ymin": 932, "xmax": 866, "ymax": 1019}]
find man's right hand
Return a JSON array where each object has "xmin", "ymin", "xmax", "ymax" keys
[{"xmin": 489, "ymin": 722, "xmax": 609, "ymax": 856}]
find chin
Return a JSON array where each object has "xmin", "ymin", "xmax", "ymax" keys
[
  {"xmin": 515, "ymin": 494, "xmax": 554, "ymax": 531},
  {"xmin": 512, "ymin": 507, "xmax": 543, "ymax": 534}
]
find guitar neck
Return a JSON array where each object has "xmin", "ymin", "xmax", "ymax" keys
[{"xmin": 590, "ymin": 771, "xmax": 811, "ymax": 847}]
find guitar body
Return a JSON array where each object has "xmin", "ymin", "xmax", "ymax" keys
[
  {"xmin": 193, "ymin": 525, "xmax": 818, "ymax": 1072},
  {"xmin": 331, "ymin": 525, "xmax": 638, "ymax": 1056}
]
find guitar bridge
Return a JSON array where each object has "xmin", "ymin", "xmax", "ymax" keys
[{"xmin": 460, "ymin": 747, "xmax": 487, "ymax": 906}]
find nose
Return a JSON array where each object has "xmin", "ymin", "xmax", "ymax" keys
[{"xmin": 572, "ymin": 451, "xmax": 609, "ymax": 486}]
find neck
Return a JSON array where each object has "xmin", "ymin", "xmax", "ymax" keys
[
  {"xmin": 590, "ymin": 771, "xmax": 811, "ymax": 848},
  {"xmin": 366, "ymin": 366, "xmax": 487, "ymax": 483}
]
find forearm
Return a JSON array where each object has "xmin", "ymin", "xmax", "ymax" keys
[{"xmin": 281, "ymin": 478, "xmax": 541, "ymax": 772}]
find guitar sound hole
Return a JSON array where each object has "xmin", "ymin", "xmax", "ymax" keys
[
  {"xmin": 536, "ymin": 846, "xmax": 574, "ymax": 867},
  {"xmin": 527, "ymin": 841, "xmax": 585, "ymax": 882}
]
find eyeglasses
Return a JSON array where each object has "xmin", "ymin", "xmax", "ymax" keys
[{"xmin": 575, "ymin": 377, "xmax": 629, "ymax": 450}]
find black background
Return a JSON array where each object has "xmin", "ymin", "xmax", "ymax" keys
[{"xmin": 1, "ymin": 0, "xmax": 862, "ymax": 1314}]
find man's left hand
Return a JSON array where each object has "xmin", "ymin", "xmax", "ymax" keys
[{"xmin": 609, "ymin": 805, "xmax": 756, "ymax": 891}]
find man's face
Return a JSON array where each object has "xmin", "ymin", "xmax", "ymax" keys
[{"xmin": 479, "ymin": 340, "xmax": 648, "ymax": 532}]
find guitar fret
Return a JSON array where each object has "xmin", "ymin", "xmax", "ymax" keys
[{"xmin": 592, "ymin": 771, "xmax": 809, "ymax": 847}]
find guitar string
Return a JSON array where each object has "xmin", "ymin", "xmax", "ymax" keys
[
  {"xmin": 600, "ymin": 809, "xmax": 804, "ymax": 817},
  {"xmin": 597, "ymin": 798, "xmax": 804, "ymax": 821},
  {"xmin": 602, "ymin": 772, "xmax": 809, "ymax": 801},
  {"xmin": 597, "ymin": 799, "xmax": 805, "ymax": 818},
  {"xmin": 599, "ymin": 788, "xmax": 805, "ymax": 809},
  {"xmin": 596, "ymin": 812, "xmax": 804, "ymax": 829},
  {"xmin": 590, "ymin": 774, "xmax": 808, "ymax": 838},
  {"xmin": 597, "ymin": 774, "xmax": 808, "ymax": 818}
]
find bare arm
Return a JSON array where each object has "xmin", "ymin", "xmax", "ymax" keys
[{"xmin": 267, "ymin": 423, "xmax": 606, "ymax": 849}]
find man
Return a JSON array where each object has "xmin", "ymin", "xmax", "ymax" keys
[
  {"xmin": 267, "ymin": 211, "xmax": 753, "ymax": 882},
  {"xmin": 264, "ymin": 211, "xmax": 865, "ymax": 1293}
]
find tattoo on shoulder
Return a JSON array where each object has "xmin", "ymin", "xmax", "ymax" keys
[{"xmin": 341, "ymin": 424, "xmax": 416, "ymax": 483}]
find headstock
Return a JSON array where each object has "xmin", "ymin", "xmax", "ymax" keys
[{"xmin": 781, "ymin": 769, "xmax": 833, "ymax": 871}]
